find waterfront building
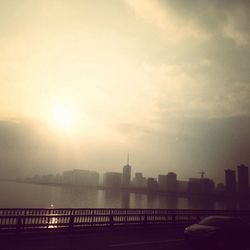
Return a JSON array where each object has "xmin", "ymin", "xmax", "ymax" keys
[
  {"xmin": 237, "ymin": 164, "xmax": 249, "ymax": 195},
  {"xmin": 62, "ymin": 169, "xmax": 99, "ymax": 186},
  {"xmin": 166, "ymin": 172, "xmax": 177, "ymax": 192},
  {"xmin": 133, "ymin": 172, "xmax": 145, "ymax": 188},
  {"xmin": 216, "ymin": 183, "xmax": 225, "ymax": 193},
  {"xmin": 122, "ymin": 165, "xmax": 131, "ymax": 187},
  {"xmin": 122, "ymin": 155, "xmax": 131, "ymax": 187},
  {"xmin": 103, "ymin": 172, "xmax": 122, "ymax": 188},
  {"xmin": 225, "ymin": 169, "xmax": 236, "ymax": 194},
  {"xmin": 158, "ymin": 175, "xmax": 167, "ymax": 191},
  {"xmin": 188, "ymin": 178, "xmax": 214, "ymax": 194},
  {"xmin": 147, "ymin": 177, "xmax": 158, "ymax": 190},
  {"xmin": 177, "ymin": 180, "xmax": 188, "ymax": 193}
]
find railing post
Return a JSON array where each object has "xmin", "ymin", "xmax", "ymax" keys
[
  {"xmin": 91, "ymin": 210, "xmax": 94, "ymax": 227},
  {"xmin": 16, "ymin": 216, "xmax": 22, "ymax": 232},
  {"xmin": 172, "ymin": 214, "xmax": 176, "ymax": 225},
  {"xmin": 69, "ymin": 215, "xmax": 74, "ymax": 230},
  {"xmin": 144, "ymin": 214, "xmax": 147, "ymax": 228},
  {"xmin": 109, "ymin": 215, "xmax": 113, "ymax": 228}
]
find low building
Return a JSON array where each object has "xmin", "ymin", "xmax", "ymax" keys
[
  {"xmin": 62, "ymin": 169, "xmax": 99, "ymax": 186},
  {"xmin": 133, "ymin": 172, "xmax": 145, "ymax": 188},
  {"xmin": 177, "ymin": 180, "xmax": 188, "ymax": 193},
  {"xmin": 103, "ymin": 172, "xmax": 122, "ymax": 188},
  {"xmin": 188, "ymin": 178, "xmax": 215, "ymax": 194},
  {"xmin": 147, "ymin": 178, "xmax": 158, "ymax": 190},
  {"xmin": 158, "ymin": 175, "xmax": 167, "ymax": 191}
]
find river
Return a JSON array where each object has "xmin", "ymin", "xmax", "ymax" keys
[{"xmin": 0, "ymin": 180, "xmax": 248, "ymax": 209}]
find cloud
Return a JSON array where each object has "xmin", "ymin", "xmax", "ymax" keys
[
  {"xmin": 125, "ymin": 61, "xmax": 250, "ymax": 124},
  {"xmin": 222, "ymin": 5, "xmax": 250, "ymax": 46},
  {"xmin": 125, "ymin": 0, "xmax": 250, "ymax": 46},
  {"xmin": 125, "ymin": 0, "xmax": 210, "ymax": 42}
]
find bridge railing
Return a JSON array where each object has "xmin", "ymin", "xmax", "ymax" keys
[
  {"xmin": 0, "ymin": 213, "xmax": 204, "ymax": 231},
  {"xmin": 0, "ymin": 209, "xmax": 250, "ymax": 232},
  {"xmin": 1, "ymin": 208, "xmax": 250, "ymax": 216}
]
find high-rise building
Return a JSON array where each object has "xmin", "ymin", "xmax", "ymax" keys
[
  {"xmin": 166, "ymin": 172, "xmax": 177, "ymax": 192},
  {"xmin": 225, "ymin": 169, "xmax": 236, "ymax": 194},
  {"xmin": 158, "ymin": 175, "xmax": 167, "ymax": 191},
  {"xmin": 237, "ymin": 164, "xmax": 249, "ymax": 195},
  {"xmin": 122, "ymin": 154, "xmax": 131, "ymax": 187}
]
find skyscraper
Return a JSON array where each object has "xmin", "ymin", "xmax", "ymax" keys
[
  {"xmin": 237, "ymin": 164, "xmax": 249, "ymax": 195},
  {"xmin": 122, "ymin": 154, "xmax": 131, "ymax": 187},
  {"xmin": 225, "ymin": 169, "xmax": 236, "ymax": 194}
]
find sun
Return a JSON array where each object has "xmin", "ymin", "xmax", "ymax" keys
[{"xmin": 50, "ymin": 105, "xmax": 75, "ymax": 133}]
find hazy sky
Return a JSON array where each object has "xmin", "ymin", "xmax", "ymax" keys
[{"xmin": 1, "ymin": 0, "xmax": 250, "ymax": 183}]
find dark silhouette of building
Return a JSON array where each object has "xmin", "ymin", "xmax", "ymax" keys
[
  {"xmin": 216, "ymin": 183, "xmax": 225, "ymax": 193},
  {"xmin": 132, "ymin": 172, "xmax": 145, "ymax": 188},
  {"xmin": 62, "ymin": 169, "xmax": 99, "ymax": 186},
  {"xmin": 225, "ymin": 169, "xmax": 236, "ymax": 194},
  {"xmin": 177, "ymin": 180, "xmax": 188, "ymax": 193},
  {"xmin": 147, "ymin": 178, "xmax": 158, "ymax": 190},
  {"xmin": 103, "ymin": 172, "xmax": 122, "ymax": 188},
  {"xmin": 122, "ymin": 154, "xmax": 131, "ymax": 187},
  {"xmin": 166, "ymin": 172, "xmax": 177, "ymax": 192},
  {"xmin": 188, "ymin": 178, "xmax": 199, "ymax": 194},
  {"xmin": 188, "ymin": 178, "xmax": 214, "ymax": 194},
  {"xmin": 237, "ymin": 164, "xmax": 249, "ymax": 195},
  {"xmin": 158, "ymin": 174, "xmax": 167, "ymax": 191}
]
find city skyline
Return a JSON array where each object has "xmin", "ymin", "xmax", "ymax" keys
[
  {"xmin": 0, "ymin": 0, "xmax": 250, "ymax": 184},
  {"xmin": 20, "ymin": 161, "xmax": 250, "ymax": 195}
]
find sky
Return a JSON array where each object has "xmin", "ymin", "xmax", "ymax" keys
[{"xmin": 0, "ymin": 0, "xmax": 250, "ymax": 183}]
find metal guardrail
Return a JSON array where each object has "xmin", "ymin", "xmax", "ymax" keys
[
  {"xmin": 0, "ymin": 209, "xmax": 250, "ymax": 232},
  {"xmin": 1, "ymin": 208, "xmax": 250, "ymax": 216}
]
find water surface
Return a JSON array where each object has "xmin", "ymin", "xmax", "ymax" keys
[{"xmin": 0, "ymin": 181, "xmax": 245, "ymax": 209}]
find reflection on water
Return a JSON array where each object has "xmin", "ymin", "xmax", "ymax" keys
[
  {"xmin": 188, "ymin": 196, "xmax": 215, "ymax": 210},
  {"xmin": 48, "ymin": 216, "xmax": 58, "ymax": 228},
  {"xmin": 104, "ymin": 190, "xmax": 121, "ymax": 208},
  {"xmin": 0, "ymin": 180, "xmax": 249, "ymax": 209},
  {"xmin": 59, "ymin": 187, "xmax": 99, "ymax": 207},
  {"xmin": 121, "ymin": 192, "xmax": 130, "ymax": 209}
]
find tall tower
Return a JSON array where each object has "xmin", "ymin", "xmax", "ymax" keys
[
  {"xmin": 225, "ymin": 169, "xmax": 236, "ymax": 194},
  {"xmin": 237, "ymin": 164, "xmax": 249, "ymax": 195},
  {"xmin": 122, "ymin": 153, "xmax": 131, "ymax": 187}
]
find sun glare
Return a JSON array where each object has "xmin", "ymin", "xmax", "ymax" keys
[{"xmin": 51, "ymin": 105, "xmax": 75, "ymax": 133}]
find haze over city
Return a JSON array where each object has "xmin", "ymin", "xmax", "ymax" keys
[{"xmin": 1, "ymin": 0, "xmax": 250, "ymax": 184}]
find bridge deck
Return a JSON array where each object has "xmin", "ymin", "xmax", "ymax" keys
[{"xmin": 0, "ymin": 226, "xmax": 187, "ymax": 250}]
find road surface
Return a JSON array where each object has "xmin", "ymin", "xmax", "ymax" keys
[{"xmin": 0, "ymin": 226, "xmax": 248, "ymax": 250}]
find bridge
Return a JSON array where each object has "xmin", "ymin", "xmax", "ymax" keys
[{"xmin": 1, "ymin": 208, "xmax": 250, "ymax": 232}]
